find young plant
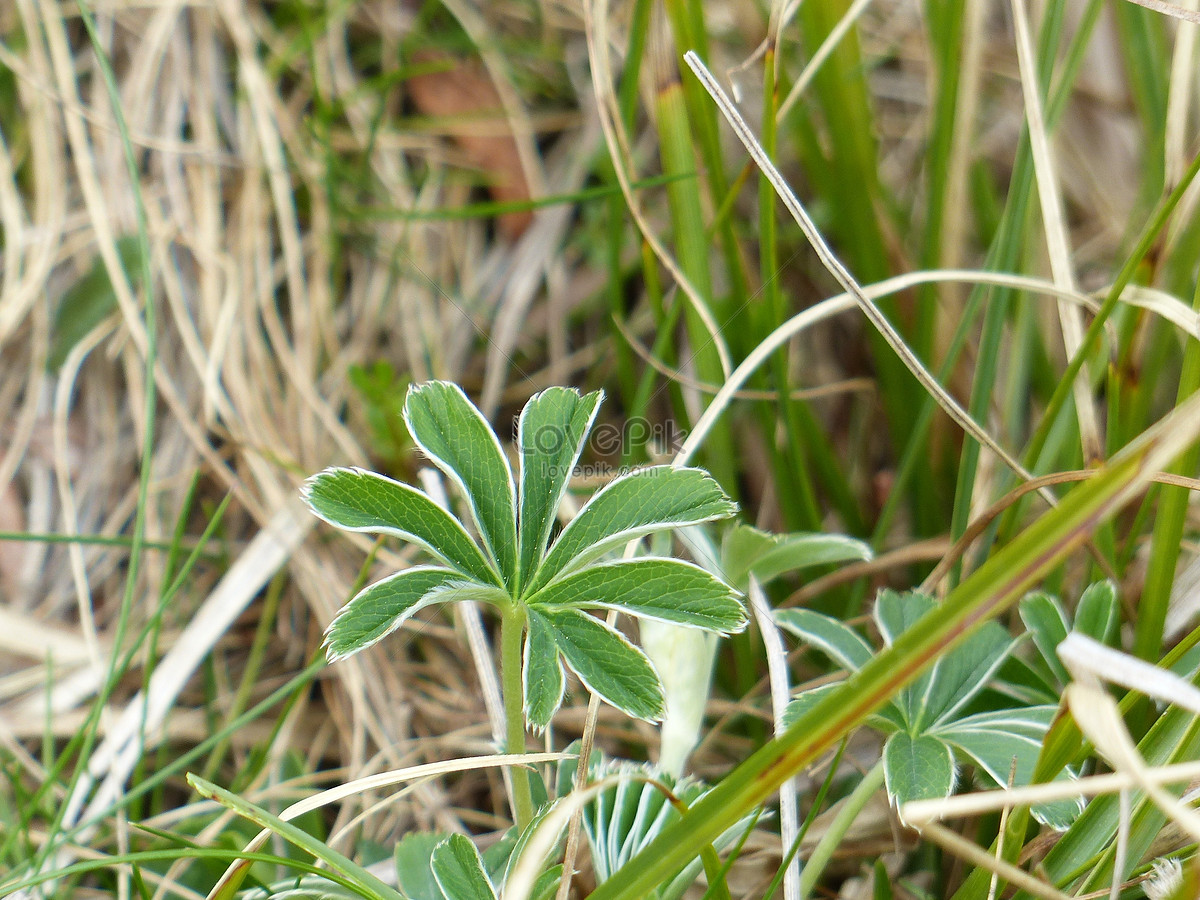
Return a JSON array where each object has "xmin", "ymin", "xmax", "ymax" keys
[
  {"xmin": 302, "ymin": 382, "xmax": 746, "ymax": 830},
  {"xmin": 779, "ymin": 589, "xmax": 1079, "ymax": 827}
]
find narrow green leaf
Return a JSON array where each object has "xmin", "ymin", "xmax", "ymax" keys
[
  {"xmin": 432, "ymin": 834, "xmax": 498, "ymax": 900},
  {"xmin": 934, "ymin": 711, "xmax": 1083, "ymax": 829},
  {"xmin": 404, "ymin": 382, "xmax": 518, "ymax": 584},
  {"xmin": 517, "ymin": 387, "xmax": 602, "ymax": 590},
  {"xmin": 1020, "ymin": 591, "xmax": 1072, "ymax": 685},
  {"xmin": 303, "ymin": 467, "xmax": 498, "ymax": 585},
  {"xmin": 524, "ymin": 610, "xmax": 566, "ymax": 729},
  {"xmin": 542, "ymin": 608, "xmax": 664, "ymax": 721},
  {"xmin": 775, "ymin": 608, "xmax": 874, "ymax": 672},
  {"xmin": 324, "ymin": 566, "xmax": 460, "ymax": 662},
  {"xmin": 883, "ymin": 732, "xmax": 956, "ymax": 805},
  {"xmin": 528, "ymin": 466, "xmax": 736, "ymax": 594},
  {"xmin": 1075, "ymin": 579, "xmax": 1119, "ymax": 644},
  {"xmin": 528, "ymin": 558, "xmax": 745, "ymax": 633}
]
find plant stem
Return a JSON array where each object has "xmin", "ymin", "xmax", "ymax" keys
[
  {"xmin": 501, "ymin": 604, "xmax": 534, "ymax": 831},
  {"xmin": 797, "ymin": 759, "xmax": 885, "ymax": 900}
]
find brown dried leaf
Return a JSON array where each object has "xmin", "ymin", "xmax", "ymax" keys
[{"xmin": 407, "ymin": 52, "xmax": 532, "ymax": 239}]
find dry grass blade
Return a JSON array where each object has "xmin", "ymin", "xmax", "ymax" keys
[{"xmin": 1010, "ymin": 0, "xmax": 1100, "ymax": 461}]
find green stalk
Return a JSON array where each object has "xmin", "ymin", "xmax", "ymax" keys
[
  {"xmin": 587, "ymin": 391, "xmax": 1200, "ymax": 899},
  {"xmin": 501, "ymin": 604, "xmax": 534, "ymax": 831},
  {"xmin": 797, "ymin": 759, "xmax": 885, "ymax": 900},
  {"xmin": 1135, "ymin": 274, "xmax": 1200, "ymax": 660},
  {"xmin": 654, "ymin": 75, "xmax": 738, "ymax": 493}
]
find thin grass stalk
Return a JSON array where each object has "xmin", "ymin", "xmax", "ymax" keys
[
  {"xmin": 758, "ymin": 44, "xmax": 822, "ymax": 531},
  {"xmin": 654, "ymin": 73, "xmax": 738, "ymax": 492},
  {"xmin": 947, "ymin": 0, "xmax": 1065, "ymax": 584},
  {"xmin": 1135, "ymin": 266, "xmax": 1200, "ymax": 662}
]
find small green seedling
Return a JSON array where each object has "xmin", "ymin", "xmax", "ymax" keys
[
  {"xmin": 779, "ymin": 589, "xmax": 1079, "ymax": 827},
  {"xmin": 303, "ymin": 382, "xmax": 745, "ymax": 833}
]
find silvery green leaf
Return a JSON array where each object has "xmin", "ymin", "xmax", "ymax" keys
[
  {"xmin": 431, "ymin": 834, "xmax": 498, "ymax": 900},
  {"xmin": 873, "ymin": 590, "xmax": 935, "ymax": 726},
  {"xmin": 1075, "ymin": 580, "xmax": 1118, "ymax": 644},
  {"xmin": 776, "ymin": 608, "xmax": 874, "ymax": 672},
  {"xmin": 1020, "ymin": 591, "xmax": 1072, "ymax": 686},
  {"xmin": 542, "ymin": 608, "xmax": 664, "ymax": 721},
  {"xmin": 527, "ymin": 466, "xmax": 736, "ymax": 595},
  {"xmin": 404, "ymin": 382, "xmax": 518, "ymax": 585},
  {"xmin": 933, "ymin": 707, "xmax": 1081, "ymax": 829},
  {"xmin": 517, "ymin": 387, "xmax": 602, "ymax": 590},
  {"xmin": 917, "ymin": 620, "xmax": 1015, "ymax": 729},
  {"xmin": 873, "ymin": 589, "xmax": 934, "ymax": 646},
  {"xmin": 395, "ymin": 832, "xmax": 448, "ymax": 900},
  {"xmin": 722, "ymin": 524, "xmax": 871, "ymax": 590},
  {"xmin": 523, "ymin": 609, "xmax": 565, "ymax": 729},
  {"xmin": 884, "ymin": 732, "xmax": 956, "ymax": 805},
  {"xmin": 528, "ymin": 558, "xmax": 745, "ymax": 633},
  {"xmin": 323, "ymin": 567, "xmax": 461, "ymax": 662},
  {"xmin": 782, "ymin": 683, "xmax": 841, "ymax": 730},
  {"xmin": 303, "ymin": 467, "xmax": 498, "ymax": 585}
]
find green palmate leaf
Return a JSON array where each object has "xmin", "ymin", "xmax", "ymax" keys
[
  {"xmin": 431, "ymin": 835, "xmax": 498, "ymax": 900},
  {"xmin": 304, "ymin": 467, "xmax": 498, "ymax": 585},
  {"xmin": 721, "ymin": 524, "xmax": 871, "ymax": 590},
  {"xmin": 883, "ymin": 732, "xmax": 956, "ymax": 805},
  {"xmin": 324, "ymin": 566, "xmax": 461, "ymax": 661},
  {"xmin": 542, "ymin": 607, "xmax": 665, "ymax": 721},
  {"xmin": 1020, "ymin": 591, "xmax": 1072, "ymax": 685},
  {"xmin": 404, "ymin": 382, "xmax": 518, "ymax": 585},
  {"xmin": 916, "ymin": 620, "xmax": 1015, "ymax": 729},
  {"xmin": 873, "ymin": 589, "xmax": 933, "ymax": 646},
  {"xmin": 523, "ymin": 610, "xmax": 566, "ymax": 729},
  {"xmin": 528, "ymin": 558, "xmax": 745, "ymax": 633},
  {"xmin": 1075, "ymin": 579, "xmax": 1119, "ymax": 644},
  {"xmin": 527, "ymin": 466, "xmax": 736, "ymax": 595},
  {"xmin": 775, "ymin": 608, "xmax": 874, "ymax": 672},
  {"xmin": 517, "ymin": 387, "xmax": 602, "ymax": 591}
]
